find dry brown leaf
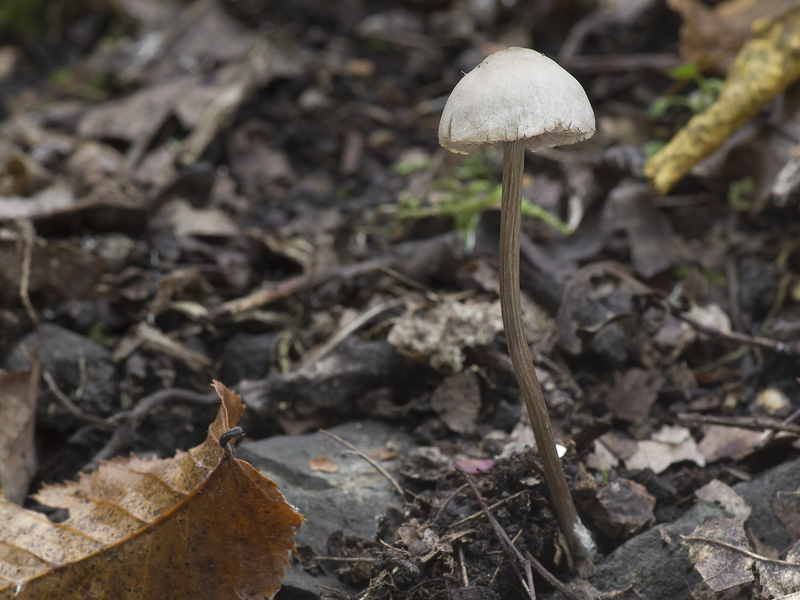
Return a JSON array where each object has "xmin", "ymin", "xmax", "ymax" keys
[
  {"xmin": 430, "ymin": 371, "xmax": 481, "ymax": 434},
  {"xmin": 667, "ymin": 0, "xmax": 788, "ymax": 73},
  {"xmin": 0, "ymin": 229, "xmax": 103, "ymax": 302},
  {"xmin": 695, "ymin": 479, "xmax": 752, "ymax": 521},
  {"xmin": 309, "ymin": 456, "xmax": 339, "ymax": 473},
  {"xmin": 0, "ymin": 381, "xmax": 303, "ymax": 599},
  {"xmin": 0, "ymin": 363, "xmax": 40, "ymax": 505},
  {"xmin": 604, "ymin": 367, "xmax": 665, "ymax": 422},
  {"xmin": 698, "ymin": 424, "xmax": 768, "ymax": 462},
  {"xmin": 625, "ymin": 426, "xmax": 706, "ymax": 473}
]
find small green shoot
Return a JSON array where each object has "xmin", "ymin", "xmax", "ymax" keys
[
  {"xmin": 727, "ymin": 176, "xmax": 755, "ymax": 212},
  {"xmin": 398, "ymin": 155, "xmax": 571, "ymax": 250},
  {"xmin": 648, "ymin": 62, "xmax": 724, "ymax": 120}
]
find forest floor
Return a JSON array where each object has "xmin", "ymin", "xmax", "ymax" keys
[{"xmin": 3, "ymin": 1, "xmax": 800, "ymax": 599}]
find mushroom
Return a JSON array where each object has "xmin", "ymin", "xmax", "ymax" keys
[{"xmin": 439, "ymin": 47, "xmax": 596, "ymax": 561}]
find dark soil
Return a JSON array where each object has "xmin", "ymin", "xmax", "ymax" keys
[{"xmin": 3, "ymin": 1, "xmax": 800, "ymax": 599}]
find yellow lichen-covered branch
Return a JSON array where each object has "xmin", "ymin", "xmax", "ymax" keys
[{"xmin": 643, "ymin": 8, "xmax": 800, "ymax": 195}]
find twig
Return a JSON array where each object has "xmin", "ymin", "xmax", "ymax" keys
[
  {"xmin": 299, "ymin": 297, "xmax": 404, "ymax": 369},
  {"xmin": 313, "ymin": 556, "xmax": 376, "ymax": 563},
  {"xmin": 15, "ymin": 219, "xmax": 39, "ymax": 353},
  {"xmin": 454, "ymin": 463, "xmax": 535, "ymax": 600},
  {"xmin": 755, "ymin": 400, "xmax": 800, "ymax": 450},
  {"xmin": 318, "ymin": 429, "xmax": 412, "ymax": 501},
  {"xmin": 450, "ymin": 490, "xmax": 531, "ymax": 527},
  {"xmin": 682, "ymin": 535, "xmax": 800, "ymax": 566},
  {"xmin": 677, "ymin": 412, "xmax": 800, "ymax": 436},
  {"xmin": 212, "ymin": 257, "xmax": 389, "ymax": 318},
  {"xmin": 83, "ymin": 388, "xmax": 218, "ymax": 470},
  {"xmin": 43, "ymin": 370, "xmax": 115, "ymax": 427},
  {"xmin": 525, "ymin": 551, "xmax": 582, "ymax": 600},
  {"xmin": 431, "ymin": 482, "xmax": 469, "ymax": 523},
  {"xmin": 673, "ymin": 309, "xmax": 800, "ymax": 355}
]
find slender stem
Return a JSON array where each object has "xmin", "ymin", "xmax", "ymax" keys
[{"xmin": 499, "ymin": 140, "xmax": 594, "ymax": 562}]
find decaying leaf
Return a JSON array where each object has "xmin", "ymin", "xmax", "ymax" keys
[
  {"xmin": 757, "ymin": 539, "xmax": 800, "ymax": 597},
  {"xmin": 604, "ymin": 367, "xmax": 665, "ymax": 422},
  {"xmin": 644, "ymin": 6, "xmax": 800, "ymax": 194},
  {"xmin": 430, "ymin": 371, "xmax": 481, "ymax": 434},
  {"xmin": 309, "ymin": 456, "xmax": 339, "ymax": 473},
  {"xmin": 0, "ymin": 381, "xmax": 303, "ymax": 599},
  {"xmin": 686, "ymin": 516, "xmax": 800, "ymax": 596},
  {"xmin": 0, "ymin": 364, "xmax": 40, "ymax": 505},
  {"xmin": 774, "ymin": 491, "xmax": 800, "ymax": 550},
  {"xmin": 668, "ymin": 0, "xmax": 793, "ymax": 73},
  {"xmin": 695, "ymin": 479, "xmax": 752, "ymax": 521},
  {"xmin": 0, "ymin": 228, "xmax": 103, "ymax": 301},
  {"xmin": 698, "ymin": 424, "xmax": 768, "ymax": 462},
  {"xmin": 387, "ymin": 299, "xmax": 503, "ymax": 371},
  {"xmin": 625, "ymin": 425, "xmax": 706, "ymax": 473},
  {"xmin": 686, "ymin": 517, "xmax": 755, "ymax": 591}
]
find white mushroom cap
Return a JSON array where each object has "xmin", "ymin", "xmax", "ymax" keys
[{"xmin": 439, "ymin": 47, "xmax": 595, "ymax": 155}]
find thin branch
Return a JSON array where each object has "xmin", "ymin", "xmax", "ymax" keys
[
  {"xmin": 299, "ymin": 297, "xmax": 404, "ymax": 369},
  {"xmin": 682, "ymin": 535, "xmax": 800, "ymax": 567},
  {"xmin": 431, "ymin": 482, "xmax": 469, "ymax": 524},
  {"xmin": 450, "ymin": 490, "xmax": 531, "ymax": 527},
  {"xmin": 677, "ymin": 412, "xmax": 800, "ymax": 436},
  {"xmin": 673, "ymin": 309, "xmax": 800, "ymax": 355},
  {"xmin": 43, "ymin": 370, "xmax": 115, "ymax": 427},
  {"xmin": 83, "ymin": 388, "xmax": 218, "ymax": 470}
]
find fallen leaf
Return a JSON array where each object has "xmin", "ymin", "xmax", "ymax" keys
[
  {"xmin": 431, "ymin": 371, "xmax": 481, "ymax": 433},
  {"xmin": 602, "ymin": 182, "xmax": 687, "ymax": 278},
  {"xmin": 585, "ymin": 438, "xmax": 620, "ymax": 472},
  {"xmin": 387, "ymin": 299, "xmax": 503, "ymax": 371},
  {"xmin": 0, "ymin": 363, "xmax": 41, "ymax": 505},
  {"xmin": 626, "ymin": 426, "xmax": 706, "ymax": 473},
  {"xmin": 367, "ymin": 446, "xmax": 398, "ymax": 461},
  {"xmin": 450, "ymin": 459, "xmax": 494, "ymax": 475},
  {"xmin": 686, "ymin": 517, "xmax": 754, "ymax": 591},
  {"xmin": 309, "ymin": 456, "xmax": 339, "ymax": 473},
  {"xmin": 774, "ymin": 492, "xmax": 800, "ymax": 549},
  {"xmin": 0, "ymin": 381, "xmax": 303, "ymax": 599},
  {"xmin": 757, "ymin": 539, "xmax": 800, "ymax": 598},
  {"xmin": 695, "ymin": 479, "xmax": 752, "ymax": 521},
  {"xmin": 0, "ymin": 229, "xmax": 103, "ymax": 302},
  {"xmin": 667, "ymin": 0, "xmax": 785, "ymax": 73},
  {"xmin": 152, "ymin": 198, "xmax": 239, "ymax": 239},
  {"xmin": 698, "ymin": 425, "xmax": 768, "ymax": 462},
  {"xmin": 604, "ymin": 367, "xmax": 665, "ymax": 422}
]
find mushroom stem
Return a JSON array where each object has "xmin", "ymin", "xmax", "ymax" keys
[{"xmin": 499, "ymin": 140, "xmax": 595, "ymax": 562}]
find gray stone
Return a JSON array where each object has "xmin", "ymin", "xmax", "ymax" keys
[
  {"xmin": 582, "ymin": 502, "xmax": 724, "ymax": 599},
  {"xmin": 219, "ymin": 331, "xmax": 278, "ymax": 384},
  {"xmin": 552, "ymin": 456, "xmax": 800, "ymax": 599},
  {"xmin": 735, "ymin": 455, "xmax": 800, "ymax": 550},
  {"xmin": 238, "ymin": 420, "xmax": 415, "ymax": 600},
  {"xmin": 4, "ymin": 323, "xmax": 117, "ymax": 429}
]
